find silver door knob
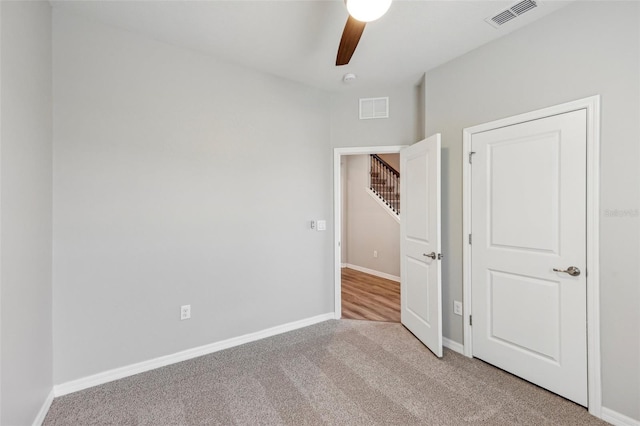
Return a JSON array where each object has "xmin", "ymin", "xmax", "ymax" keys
[
  {"xmin": 553, "ymin": 266, "xmax": 581, "ymax": 276},
  {"xmin": 423, "ymin": 252, "xmax": 436, "ymax": 259}
]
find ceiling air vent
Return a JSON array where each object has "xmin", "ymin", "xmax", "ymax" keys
[
  {"xmin": 359, "ymin": 97, "xmax": 389, "ymax": 120},
  {"xmin": 486, "ymin": 0, "xmax": 540, "ymax": 28}
]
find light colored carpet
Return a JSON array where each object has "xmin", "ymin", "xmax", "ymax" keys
[{"xmin": 44, "ymin": 320, "xmax": 607, "ymax": 425}]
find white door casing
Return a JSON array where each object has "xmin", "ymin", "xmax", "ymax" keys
[
  {"xmin": 400, "ymin": 134, "xmax": 443, "ymax": 357},
  {"xmin": 471, "ymin": 109, "xmax": 588, "ymax": 406}
]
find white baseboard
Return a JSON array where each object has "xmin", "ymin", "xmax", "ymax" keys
[
  {"xmin": 601, "ymin": 407, "xmax": 640, "ymax": 426},
  {"xmin": 344, "ymin": 263, "xmax": 400, "ymax": 282},
  {"xmin": 54, "ymin": 313, "xmax": 335, "ymax": 397},
  {"xmin": 341, "ymin": 263, "xmax": 347, "ymax": 268},
  {"xmin": 443, "ymin": 337, "xmax": 464, "ymax": 355},
  {"xmin": 32, "ymin": 389, "xmax": 54, "ymax": 426}
]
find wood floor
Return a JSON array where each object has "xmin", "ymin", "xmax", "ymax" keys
[{"xmin": 341, "ymin": 267, "xmax": 400, "ymax": 322}]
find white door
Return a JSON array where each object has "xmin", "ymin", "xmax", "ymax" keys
[
  {"xmin": 400, "ymin": 134, "xmax": 442, "ymax": 357},
  {"xmin": 471, "ymin": 109, "xmax": 587, "ymax": 406}
]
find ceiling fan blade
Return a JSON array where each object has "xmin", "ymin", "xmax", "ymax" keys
[{"xmin": 336, "ymin": 16, "xmax": 366, "ymax": 66}]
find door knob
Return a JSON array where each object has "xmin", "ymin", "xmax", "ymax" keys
[
  {"xmin": 423, "ymin": 252, "xmax": 436, "ymax": 259},
  {"xmin": 553, "ymin": 266, "xmax": 581, "ymax": 276}
]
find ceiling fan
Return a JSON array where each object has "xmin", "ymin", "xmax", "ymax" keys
[{"xmin": 336, "ymin": 0, "xmax": 392, "ymax": 66}]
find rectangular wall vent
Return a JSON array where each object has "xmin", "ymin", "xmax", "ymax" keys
[
  {"xmin": 486, "ymin": 0, "xmax": 540, "ymax": 28},
  {"xmin": 359, "ymin": 97, "xmax": 389, "ymax": 120}
]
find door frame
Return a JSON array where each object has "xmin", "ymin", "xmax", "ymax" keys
[
  {"xmin": 462, "ymin": 95, "xmax": 601, "ymax": 416},
  {"xmin": 333, "ymin": 145, "xmax": 407, "ymax": 319}
]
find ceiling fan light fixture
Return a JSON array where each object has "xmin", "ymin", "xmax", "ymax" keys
[{"xmin": 346, "ymin": 0, "xmax": 392, "ymax": 23}]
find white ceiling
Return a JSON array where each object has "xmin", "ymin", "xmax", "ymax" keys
[{"xmin": 51, "ymin": 0, "xmax": 574, "ymax": 92}]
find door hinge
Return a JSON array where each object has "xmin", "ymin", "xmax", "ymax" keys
[
  {"xmin": 468, "ymin": 234, "xmax": 472, "ymax": 245},
  {"xmin": 468, "ymin": 151, "xmax": 476, "ymax": 164},
  {"xmin": 469, "ymin": 315, "xmax": 473, "ymax": 326}
]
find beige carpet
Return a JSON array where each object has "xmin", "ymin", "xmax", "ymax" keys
[{"xmin": 44, "ymin": 320, "xmax": 607, "ymax": 425}]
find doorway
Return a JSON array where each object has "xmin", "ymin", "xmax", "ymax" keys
[
  {"xmin": 341, "ymin": 153, "xmax": 401, "ymax": 322},
  {"xmin": 333, "ymin": 146, "xmax": 405, "ymax": 320},
  {"xmin": 334, "ymin": 136, "xmax": 444, "ymax": 359},
  {"xmin": 462, "ymin": 96, "xmax": 602, "ymax": 415}
]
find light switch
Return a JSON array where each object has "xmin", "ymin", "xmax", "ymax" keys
[
  {"xmin": 317, "ymin": 220, "xmax": 326, "ymax": 231},
  {"xmin": 453, "ymin": 301, "xmax": 463, "ymax": 316}
]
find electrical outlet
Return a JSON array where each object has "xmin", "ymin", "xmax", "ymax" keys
[
  {"xmin": 453, "ymin": 301, "xmax": 463, "ymax": 316},
  {"xmin": 180, "ymin": 304, "xmax": 191, "ymax": 320},
  {"xmin": 373, "ymin": 250, "xmax": 378, "ymax": 258}
]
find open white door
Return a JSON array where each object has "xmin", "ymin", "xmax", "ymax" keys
[{"xmin": 400, "ymin": 134, "xmax": 442, "ymax": 357}]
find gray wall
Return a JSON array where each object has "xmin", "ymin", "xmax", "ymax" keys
[
  {"xmin": 331, "ymin": 83, "xmax": 420, "ymax": 273},
  {"xmin": 52, "ymin": 10, "xmax": 332, "ymax": 384},
  {"xmin": 425, "ymin": 1, "xmax": 639, "ymax": 420},
  {"xmin": 345, "ymin": 155, "xmax": 400, "ymax": 277},
  {"xmin": 330, "ymin": 85, "xmax": 421, "ymax": 149},
  {"xmin": 0, "ymin": 1, "xmax": 53, "ymax": 424}
]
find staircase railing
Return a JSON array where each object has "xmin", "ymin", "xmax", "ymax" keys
[{"xmin": 370, "ymin": 154, "xmax": 400, "ymax": 215}]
